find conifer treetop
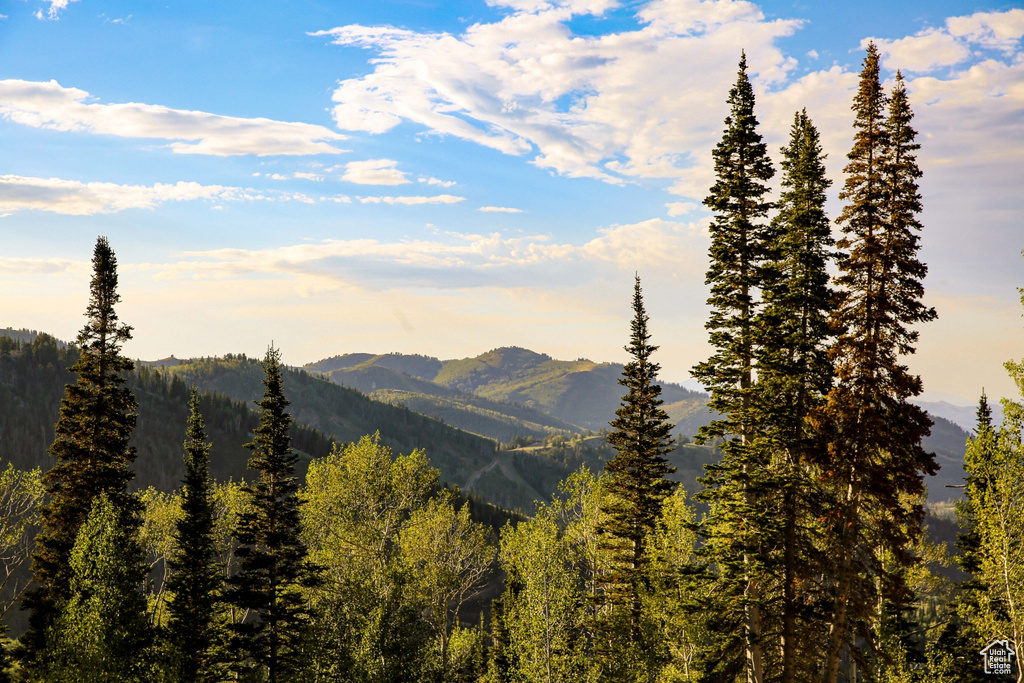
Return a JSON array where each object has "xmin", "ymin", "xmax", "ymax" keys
[
  {"xmin": 79, "ymin": 236, "xmax": 133, "ymax": 362},
  {"xmin": 605, "ymin": 274, "xmax": 675, "ymax": 473},
  {"xmin": 165, "ymin": 387, "xmax": 225, "ymax": 682},
  {"xmin": 227, "ymin": 345, "xmax": 318, "ymax": 681},
  {"xmin": 601, "ymin": 275, "xmax": 676, "ymax": 587},
  {"xmin": 25, "ymin": 235, "xmax": 140, "ymax": 660},
  {"xmin": 976, "ymin": 390, "xmax": 992, "ymax": 432}
]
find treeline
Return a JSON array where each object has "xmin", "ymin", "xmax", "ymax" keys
[{"xmin": 0, "ymin": 335, "xmax": 334, "ymax": 491}]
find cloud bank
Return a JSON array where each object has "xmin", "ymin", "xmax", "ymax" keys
[
  {"xmin": 0, "ymin": 175, "xmax": 317, "ymax": 215},
  {"xmin": 342, "ymin": 159, "xmax": 410, "ymax": 185},
  {"xmin": 0, "ymin": 79, "xmax": 348, "ymax": 156},
  {"xmin": 159, "ymin": 217, "xmax": 702, "ymax": 288},
  {"xmin": 313, "ymin": 3, "xmax": 1024, "ymax": 201}
]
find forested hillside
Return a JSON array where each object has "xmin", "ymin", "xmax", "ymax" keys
[
  {"xmin": 0, "ymin": 335, "xmax": 334, "ymax": 492},
  {"xmin": 2, "ymin": 328, "xmax": 970, "ymax": 517},
  {"xmin": 1, "ymin": 336, "xmax": 570, "ymax": 512}
]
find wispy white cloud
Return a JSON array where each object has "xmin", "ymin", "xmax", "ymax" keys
[
  {"xmin": 0, "ymin": 79, "xmax": 348, "ymax": 156},
  {"xmin": 0, "ymin": 256, "xmax": 84, "ymax": 275},
  {"xmin": 357, "ymin": 194, "xmax": 465, "ymax": 205},
  {"xmin": 312, "ymin": 2, "xmax": 799, "ymax": 186},
  {"xmin": 158, "ymin": 217, "xmax": 701, "ymax": 288},
  {"xmin": 479, "ymin": 206, "xmax": 523, "ymax": 213},
  {"xmin": 342, "ymin": 159, "xmax": 410, "ymax": 185},
  {"xmin": 419, "ymin": 176, "xmax": 457, "ymax": 188},
  {"xmin": 253, "ymin": 171, "xmax": 326, "ymax": 181},
  {"xmin": 665, "ymin": 201, "xmax": 696, "ymax": 217},
  {"xmin": 0, "ymin": 175, "xmax": 321, "ymax": 215},
  {"xmin": 947, "ymin": 8, "xmax": 1024, "ymax": 53},
  {"xmin": 868, "ymin": 9, "xmax": 1024, "ymax": 72},
  {"xmin": 313, "ymin": 3, "xmax": 1023, "ymax": 204},
  {"xmin": 866, "ymin": 29, "xmax": 971, "ymax": 73},
  {"xmin": 35, "ymin": 0, "xmax": 78, "ymax": 20}
]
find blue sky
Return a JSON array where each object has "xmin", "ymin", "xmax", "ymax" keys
[{"xmin": 1, "ymin": 0, "xmax": 1022, "ymax": 404}]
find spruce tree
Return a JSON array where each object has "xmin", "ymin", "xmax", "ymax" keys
[
  {"xmin": 23, "ymin": 236, "xmax": 140, "ymax": 661},
  {"xmin": 957, "ymin": 391, "xmax": 994, "ymax": 578},
  {"xmin": 757, "ymin": 109, "xmax": 835, "ymax": 683},
  {"xmin": 814, "ymin": 44, "xmax": 937, "ymax": 683},
  {"xmin": 164, "ymin": 388, "xmax": 226, "ymax": 682},
  {"xmin": 691, "ymin": 52, "xmax": 774, "ymax": 683},
  {"xmin": 597, "ymin": 275, "xmax": 676, "ymax": 676},
  {"xmin": 225, "ymin": 347, "xmax": 317, "ymax": 682}
]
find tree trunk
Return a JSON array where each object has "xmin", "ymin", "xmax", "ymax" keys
[
  {"xmin": 823, "ymin": 483, "xmax": 859, "ymax": 683},
  {"xmin": 781, "ymin": 483, "xmax": 796, "ymax": 683}
]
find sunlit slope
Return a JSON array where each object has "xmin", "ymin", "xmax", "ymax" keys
[{"xmin": 306, "ymin": 346, "xmax": 712, "ymax": 439}]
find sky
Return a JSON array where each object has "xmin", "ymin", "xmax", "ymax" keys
[{"xmin": 0, "ymin": 0, "xmax": 1022, "ymax": 405}]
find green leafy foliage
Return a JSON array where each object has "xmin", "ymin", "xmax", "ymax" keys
[
  {"xmin": 960, "ymin": 359, "xmax": 1024, "ymax": 671},
  {"xmin": 400, "ymin": 491, "xmax": 496, "ymax": 679},
  {"xmin": 0, "ymin": 464, "xmax": 43, "ymax": 620},
  {"xmin": 500, "ymin": 510, "xmax": 589, "ymax": 683},
  {"xmin": 39, "ymin": 494, "xmax": 153, "ymax": 682},
  {"xmin": 300, "ymin": 434, "xmax": 436, "ymax": 682}
]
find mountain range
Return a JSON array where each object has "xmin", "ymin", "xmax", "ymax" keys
[
  {"xmin": 1, "ymin": 330, "xmax": 972, "ymax": 512},
  {"xmin": 304, "ymin": 346, "xmax": 714, "ymax": 439}
]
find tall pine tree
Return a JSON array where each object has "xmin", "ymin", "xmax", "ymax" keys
[
  {"xmin": 691, "ymin": 52, "xmax": 774, "ymax": 683},
  {"xmin": 164, "ymin": 388, "xmax": 226, "ymax": 682},
  {"xmin": 23, "ymin": 236, "xmax": 141, "ymax": 662},
  {"xmin": 813, "ymin": 44, "xmax": 937, "ymax": 683},
  {"xmin": 225, "ymin": 347, "xmax": 318, "ymax": 682},
  {"xmin": 596, "ymin": 274, "xmax": 676, "ymax": 678},
  {"xmin": 757, "ymin": 109, "xmax": 835, "ymax": 682}
]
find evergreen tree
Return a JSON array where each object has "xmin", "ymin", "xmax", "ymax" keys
[
  {"xmin": 23, "ymin": 236, "xmax": 140, "ymax": 661},
  {"xmin": 691, "ymin": 52, "xmax": 774, "ymax": 683},
  {"xmin": 484, "ymin": 594, "xmax": 513, "ymax": 683},
  {"xmin": 957, "ymin": 392, "xmax": 994, "ymax": 579},
  {"xmin": 934, "ymin": 394, "xmax": 994, "ymax": 683},
  {"xmin": 597, "ymin": 274, "xmax": 676, "ymax": 677},
  {"xmin": 164, "ymin": 388, "xmax": 227, "ymax": 682},
  {"xmin": 41, "ymin": 494, "xmax": 153, "ymax": 682},
  {"xmin": 757, "ymin": 109, "xmax": 835, "ymax": 682},
  {"xmin": 813, "ymin": 44, "xmax": 937, "ymax": 683},
  {"xmin": 225, "ymin": 347, "xmax": 318, "ymax": 682}
]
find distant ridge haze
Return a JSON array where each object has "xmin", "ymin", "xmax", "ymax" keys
[
  {"xmin": 0, "ymin": 330, "xmax": 977, "ymax": 504},
  {"xmin": 303, "ymin": 346, "xmax": 710, "ymax": 435}
]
